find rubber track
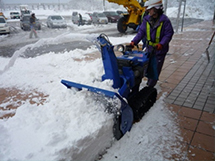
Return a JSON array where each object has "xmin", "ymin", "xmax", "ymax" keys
[{"xmin": 128, "ymin": 87, "xmax": 157, "ymax": 122}]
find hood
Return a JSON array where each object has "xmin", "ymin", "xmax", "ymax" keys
[{"xmin": 0, "ymin": 23, "xmax": 7, "ymax": 27}]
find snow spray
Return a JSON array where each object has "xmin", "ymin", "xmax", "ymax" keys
[{"xmin": 0, "ymin": 45, "xmax": 29, "ymax": 75}]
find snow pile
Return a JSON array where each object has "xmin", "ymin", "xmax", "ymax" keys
[
  {"xmin": 0, "ymin": 36, "xmax": 114, "ymax": 160},
  {"xmin": 102, "ymin": 95, "xmax": 185, "ymax": 160}
]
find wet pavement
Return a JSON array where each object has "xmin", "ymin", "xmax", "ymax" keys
[{"xmin": 158, "ymin": 20, "xmax": 215, "ymax": 160}]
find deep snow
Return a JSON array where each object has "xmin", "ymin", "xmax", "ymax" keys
[{"xmin": 0, "ymin": 1, "xmax": 214, "ymax": 160}]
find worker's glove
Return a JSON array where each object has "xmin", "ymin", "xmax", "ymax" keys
[
  {"xmin": 125, "ymin": 41, "xmax": 135, "ymax": 51},
  {"xmin": 129, "ymin": 41, "xmax": 135, "ymax": 48},
  {"xmin": 155, "ymin": 43, "xmax": 162, "ymax": 50}
]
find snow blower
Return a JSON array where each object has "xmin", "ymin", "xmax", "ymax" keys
[{"xmin": 61, "ymin": 34, "xmax": 157, "ymax": 140}]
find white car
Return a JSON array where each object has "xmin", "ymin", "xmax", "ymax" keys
[
  {"xmin": 72, "ymin": 12, "xmax": 92, "ymax": 25},
  {"xmin": 10, "ymin": 12, "xmax": 20, "ymax": 19},
  {"xmin": 91, "ymin": 12, "xmax": 108, "ymax": 24},
  {"xmin": 0, "ymin": 16, "xmax": 10, "ymax": 34},
  {"xmin": 46, "ymin": 15, "xmax": 67, "ymax": 28}
]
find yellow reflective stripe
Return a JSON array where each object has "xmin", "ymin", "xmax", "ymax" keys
[
  {"xmin": 146, "ymin": 22, "xmax": 163, "ymax": 47},
  {"xmin": 148, "ymin": 41, "xmax": 156, "ymax": 47},
  {"xmin": 141, "ymin": 12, "xmax": 145, "ymax": 23},
  {"xmin": 146, "ymin": 22, "xmax": 151, "ymax": 42},
  {"xmin": 156, "ymin": 22, "xmax": 163, "ymax": 43}
]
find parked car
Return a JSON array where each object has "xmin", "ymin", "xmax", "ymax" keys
[
  {"xmin": 10, "ymin": 12, "xmax": 20, "ymax": 19},
  {"xmin": 103, "ymin": 11, "xmax": 121, "ymax": 23},
  {"xmin": 91, "ymin": 12, "xmax": 108, "ymax": 24},
  {"xmin": 0, "ymin": 16, "xmax": 10, "ymax": 34},
  {"xmin": 72, "ymin": 12, "xmax": 92, "ymax": 25},
  {"xmin": 20, "ymin": 15, "xmax": 41, "ymax": 31},
  {"xmin": 82, "ymin": 13, "xmax": 92, "ymax": 25},
  {"xmin": 46, "ymin": 15, "xmax": 67, "ymax": 28},
  {"xmin": 116, "ymin": 10, "xmax": 128, "ymax": 16},
  {"xmin": 71, "ymin": 12, "xmax": 79, "ymax": 24}
]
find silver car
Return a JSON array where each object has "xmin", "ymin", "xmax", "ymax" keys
[
  {"xmin": 47, "ymin": 15, "xmax": 67, "ymax": 28},
  {"xmin": 0, "ymin": 16, "xmax": 10, "ymax": 34},
  {"xmin": 91, "ymin": 12, "xmax": 108, "ymax": 24},
  {"xmin": 20, "ymin": 15, "xmax": 41, "ymax": 31}
]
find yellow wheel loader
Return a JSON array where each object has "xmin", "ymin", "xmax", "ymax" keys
[{"xmin": 107, "ymin": 0, "xmax": 148, "ymax": 33}]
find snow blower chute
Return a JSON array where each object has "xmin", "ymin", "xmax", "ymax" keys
[{"xmin": 61, "ymin": 34, "xmax": 157, "ymax": 140}]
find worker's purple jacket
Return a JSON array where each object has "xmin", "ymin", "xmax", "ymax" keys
[{"xmin": 132, "ymin": 14, "xmax": 174, "ymax": 56}]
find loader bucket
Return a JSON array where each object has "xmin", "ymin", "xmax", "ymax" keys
[{"xmin": 61, "ymin": 79, "xmax": 133, "ymax": 139}]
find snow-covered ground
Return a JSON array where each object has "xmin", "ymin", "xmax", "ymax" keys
[{"xmin": 0, "ymin": 1, "xmax": 214, "ymax": 160}]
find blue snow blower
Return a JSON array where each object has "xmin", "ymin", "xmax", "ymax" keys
[{"xmin": 61, "ymin": 34, "xmax": 157, "ymax": 140}]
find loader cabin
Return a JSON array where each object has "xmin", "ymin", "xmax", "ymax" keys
[
  {"xmin": 0, "ymin": 12, "xmax": 7, "ymax": 19},
  {"xmin": 20, "ymin": 5, "xmax": 31, "ymax": 18}
]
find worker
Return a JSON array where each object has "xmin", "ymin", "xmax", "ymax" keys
[
  {"xmin": 78, "ymin": 13, "xmax": 83, "ymax": 26},
  {"xmin": 130, "ymin": 0, "xmax": 174, "ymax": 88},
  {"xmin": 140, "ymin": 0, "xmax": 150, "ymax": 49},
  {"xmin": 29, "ymin": 13, "xmax": 38, "ymax": 38}
]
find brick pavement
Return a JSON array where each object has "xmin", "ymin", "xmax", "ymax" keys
[{"xmin": 158, "ymin": 20, "xmax": 215, "ymax": 160}]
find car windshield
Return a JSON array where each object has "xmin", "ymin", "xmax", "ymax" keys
[
  {"xmin": 0, "ymin": 18, "xmax": 6, "ymax": 23},
  {"xmin": 98, "ymin": 13, "xmax": 106, "ymax": 17},
  {"xmin": 11, "ymin": 12, "xmax": 19, "ymax": 14},
  {"xmin": 106, "ymin": 12, "xmax": 118, "ymax": 16},
  {"xmin": 51, "ymin": 16, "xmax": 63, "ymax": 20},
  {"xmin": 21, "ymin": 10, "xmax": 30, "ymax": 14}
]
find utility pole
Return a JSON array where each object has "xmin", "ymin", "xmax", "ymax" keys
[
  {"xmin": 164, "ymin": 0, "xmax": 168, "ymax": 15},
  {"xmin": 175, "ymin": 0, "xmax": 182, "ymax": 33},
  {"xmin": 181, "ymin": 0, "xmax": 186, "ymax": 32},
  {"xmin": 58, "ymin": 0, "xmax": 60, "ymax": 10},
  {"xmin": 103, "ymin": 0, "xmax": 106, "ymax": 11},
  {"xmin": 176, "ymin": 0, "xmax": 186, "ymax": 33},
  {"xmin": 0, "ymin": 0, "xmax": 4, "ymax": 11}
]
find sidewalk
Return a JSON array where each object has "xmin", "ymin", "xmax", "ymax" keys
[{"xmin": 159, "ymin": 20, "xmax": 215, "ymax": 160}]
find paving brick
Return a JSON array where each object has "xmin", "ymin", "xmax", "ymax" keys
[
  {"xmin": 191, "ymin": 132, "xmax": 215, "ymax": 152},
  {"xmin": 174, "ymin": 100, "xmax": 184, "ymax": 106},
  {"xmin": 196, "ymin": 121, "xmax": 215, "ymax": 137},
  {"xmin": 183, "ymin": 102, "xmax": 194, "ymax": 108},
  {"xmin": 175, "ymin": 97, "xmax": 186, "ymax": 103},
  {"xmin": 193, "ymin": 104, "xmax": 204, "ymax": 111},
  {"xmin": 178, "ymin": 94, "xmax": 188, "ymax": 99},
  {"xmin": 204, "ymin": 106, "xmax": 215, "ymax": 113},
  {"xmin": 197, "ymin": 97, "xmax": 207, "ymax": 103}
]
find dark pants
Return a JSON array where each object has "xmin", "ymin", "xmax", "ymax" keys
[{"xmin": 147, "ymin": 54, "xmax": 166, "ymax": 87}]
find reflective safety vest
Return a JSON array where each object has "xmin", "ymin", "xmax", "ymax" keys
[
  {"xmin": 146, "ymin": 21, "xmax": 163, "ymax": 47},
  {"xmin": 141, "ymin": 12, "xmax": 145, "ymax": 23}
]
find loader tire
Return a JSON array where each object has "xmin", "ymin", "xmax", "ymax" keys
[
  {"xmin": 128, "ymin": 87, "xmax": 157, "ymax": 122},
  {"xmin": 117, "ymin": 17, "xmax": 127, "ymax": 33},
  {"xmin": 113, "ymin": 114, "xmax": 123, "ymax": 140}
]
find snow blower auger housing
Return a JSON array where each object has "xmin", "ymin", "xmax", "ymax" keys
[{"xmin": 61, "ymin": 34, "xmax": 157, "ymax": 140}]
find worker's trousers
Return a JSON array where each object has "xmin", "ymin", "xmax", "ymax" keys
[
  {"xmin": 147, "ymin": 54, "xmax": 166, "ymax": 87},
  {"xmin": 29, "ymin": 26, "xmax": 38, "ymax": 38}
]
